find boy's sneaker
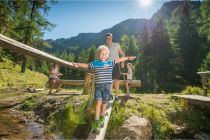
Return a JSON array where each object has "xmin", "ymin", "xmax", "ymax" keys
[
  {"xmin": 99, "ymin": 115, "xmax": 105, "ymax": 128},
  {"xmin": 114, "ymin": 96, "xmax": 119, "ymax": 101},
  {"xmin": 109, "ymin": 95, "xmax": 114, "ymax": 104},
  {"xmin": 92, "ymin": 121, "xmax": 100, "ymax": 134}
]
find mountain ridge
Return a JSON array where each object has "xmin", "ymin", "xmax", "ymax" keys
[{"xmin": 45, "ymin": 1, "xmax": 201, "ymax": 53}]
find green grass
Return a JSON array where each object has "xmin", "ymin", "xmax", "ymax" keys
[
  {"xmin": 48, "ymin": 95, "xmax": 91, "ymax": 139},
  {"xmin": 0, "ymin": 58, "xmax": 48, "ymax": 89},
  {"xmin": 106, "ymin": 94, "xmax": 175, "ymax": 139},
  {"xmin": 106, "ymin": 93, "xmax": 210, "ymax": 139}
]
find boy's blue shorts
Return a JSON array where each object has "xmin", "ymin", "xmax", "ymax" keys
[{"xmin": 95, "ymin": 83, "xmax": 111, "ymax": 104}]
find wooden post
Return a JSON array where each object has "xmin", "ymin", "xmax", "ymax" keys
[
  {"xmin": 201, "ymin": 74, "xmax": 207, "ymax": 96},
  {"xmin": 83, "ymin": 73, "xmax": 95, "ymax": 95},
  {"xmin": 197, "ymin": 71, "xmax": 210, "ymax": 96}
]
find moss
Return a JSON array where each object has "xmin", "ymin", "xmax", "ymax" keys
[
  {"xmin": 48, "ymin": 99, "xmax": 93, "ymax": 139},
  {"xmin": 106, "ymin": 101, "xmax": 126, "ymax": 137},
  {"xmin": 140, "ymin": 103, "xmax": 173, "ymax": 139},
  {"xmin": 21, "ymin": 95, "xmax": 38, "ymax": 110}
]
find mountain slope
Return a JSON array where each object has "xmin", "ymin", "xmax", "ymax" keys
[
  {"xmin": 45, "ymin": 19, "xmax": 153, "ymax": 52},
  {"xmin": 45, "ymin": 1, "xmax": 201, "ymax": 53}
]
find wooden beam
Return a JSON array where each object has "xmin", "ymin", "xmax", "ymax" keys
[
  {"xmin": 119, "ymin": 80, "xmax": 141, "ymax": 87},
  {"xmin": 0, "ymin": 34, "xmax": 88, "ymax": 71},
  {"xmin": 56, "ymin": 79, "xmax": 141, "ymax": 87},
  {"xmin": 172, "ymin": 95, "xmax": 210, "ymax": 108},
  {"xmin": 88, "ymin": 103, "xmax": 113, "ymax": 140},
  {"xmin": 197, "ymin": 71, "xmax": 210, "ymax": 75},
  {"xmin": 57, "ymin": 80, "xmax": 85, "ymax": 85}
]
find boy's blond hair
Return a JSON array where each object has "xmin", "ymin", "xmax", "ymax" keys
[{"xmin": 97, "ymin": 45, "xmax": 109, "ymax": 59}]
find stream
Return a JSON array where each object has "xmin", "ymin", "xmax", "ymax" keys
[
  {"xmin": 0, "ymin": 90, "xmax": 91, "ymax": 139},
  {"xmin": 0, "ymin": 108, "xmax": 57, "ymax": 139},
  {"xmin": 0, "ymin": 89, "xmax": 57, "ymax": 139}
]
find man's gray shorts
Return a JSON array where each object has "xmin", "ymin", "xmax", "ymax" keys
[{"xmin": 112, "ymin": 63, "xmax": 120, "ymax": 80}]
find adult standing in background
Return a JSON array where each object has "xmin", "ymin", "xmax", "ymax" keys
[{"xmin": 105, "ymin": 33, "xmax": 125, "ymax": 100}]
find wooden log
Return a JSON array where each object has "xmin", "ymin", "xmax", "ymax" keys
[
  {"xmin": 57, "ymin": 80, "xmax": 85, "ymax": 86},
  {"xmin": 53, "ymin": 79, "xmax": 141, "ymax": 88},
  {"xmin": 0, "ymin": 34, "xmax": 88, "ymax": 71},
  {"xmin": 119, "ymin": 80, "xmax": 141, "ymax": 87}
]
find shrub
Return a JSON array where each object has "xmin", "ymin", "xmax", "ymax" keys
[{"xmin": 183, "ymin": 86, "xmax": 203, "ymax": 95}]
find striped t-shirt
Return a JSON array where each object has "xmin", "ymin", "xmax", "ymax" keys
[{"xmin": 89, "ymin": 59, "xmax": 115, "ymax": 84}]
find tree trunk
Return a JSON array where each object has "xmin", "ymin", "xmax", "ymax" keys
[{"xmin": 21, "ymin": 55, "xmax": 27, "ymax": 73}]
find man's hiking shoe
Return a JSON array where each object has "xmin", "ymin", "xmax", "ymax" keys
[
  {"xmin": 92, "ymin": 121, "xmax": 100, "ymax": 134},
  {"xmin": 99, "ymin": 115, "xmax": 105, "ymax": 128},
  {"xmin": 126, "ymin": 93, "xmax": 131, "ymax": 97}
]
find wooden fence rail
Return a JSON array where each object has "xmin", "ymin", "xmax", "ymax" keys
[{"xmin": 0, "ymin": 34, "xmax": 88, "ymax": 71}]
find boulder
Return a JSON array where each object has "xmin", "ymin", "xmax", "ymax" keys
[{"xmin": 113, "ymin": 116, "xmax": 152, "ymax": 140}]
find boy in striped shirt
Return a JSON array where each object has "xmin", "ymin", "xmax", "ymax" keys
[{"xmin": 73, "ymin": 45, "xmax": 136, "ymax": 133}]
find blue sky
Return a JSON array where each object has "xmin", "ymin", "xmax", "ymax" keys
[{"xmin": 43, "ymin": 0, "xmax": 170, "ymax": 40}]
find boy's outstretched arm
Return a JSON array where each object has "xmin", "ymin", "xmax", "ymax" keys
[
  {"xmin": 73, "ymin": 63, "xmax": 89, "ymax": 68},
  {"xmin": 115, "ymin": 56, "xmax": 136, "ymax": 63}
]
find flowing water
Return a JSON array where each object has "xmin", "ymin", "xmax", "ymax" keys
[
  {"xmin": 0, "ymin": 90, "xmax": 91, "ymax": 139},
  {"xmin": 0, "ymin": 89, "xmax": 57, "ymax": 139}
]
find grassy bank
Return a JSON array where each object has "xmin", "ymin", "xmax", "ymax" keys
[
  {"xmin": 0, "ymin": 58, "xmax": 48, "ymax": 89},
  {"xmin": 106, "ymin": 94, "xmax": 210, "ymax": 139}
]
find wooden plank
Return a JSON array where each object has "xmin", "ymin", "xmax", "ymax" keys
[
  {"xmin": 173, "ymin": 95, "xmax": 210, "ymax": 102},
  {"xmin": 56, "ymin": 79, "xmax": 141, "ymax": 87},
  {"xmin": 197, "ymin": 71, "xmax": 210, "ymax": 74},
  {"xmin": 172, "ymin": 95, "xmax": 210, "ymax": 108},
  {"xmin": 87, "ymin": 103, "xmax": 112, "ymax": 140},
  {"xmin": 0, "ymin": 34, "xmax": 88, "ymax": 71},
  {"xmin": 119, "ymin": 80, "xmax": 141, "ymax": 87},
  {"xmin": 57, "ymin": 80, "xmax": 85, "ymax": 85}
]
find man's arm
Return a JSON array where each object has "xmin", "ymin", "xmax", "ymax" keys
[
  {"xmin": 115, "ymin": 56, "xmax": 136, "ymax": 63},
  {"xmin": 118, "ymin": 48, "xmax": 125, "ymax": 68},
  {"xmin": 118, "ymin": 48, "xmax": 125, "ymax": 57}
]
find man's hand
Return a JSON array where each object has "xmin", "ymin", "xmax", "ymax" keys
[
  {"xmin": 128, "ymin": 56, "xmax": 136, "ymax": 60},
  {"xmin": 73, "ymin": 63, "xmax": 79, "ymax": 67}
]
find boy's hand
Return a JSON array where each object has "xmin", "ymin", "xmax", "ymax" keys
[
  {"xmin": 128, "ymin": 56, "xmax": 136, "ymax": 60},
  {"xmin": 73, "ymin": 63, "xmax": 79, "ymax": 67}
]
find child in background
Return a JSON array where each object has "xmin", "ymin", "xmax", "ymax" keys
[
  {"xmin": 48, "ymin": 63, "xmax": 63, "ymax": 94},
  {"xmin": 73, "ymin": 45, "xmax": 136, "ymax": 133},
  {"xmin": 123, "ymin": 63, "xmax": 133, "ymax": 97}
]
